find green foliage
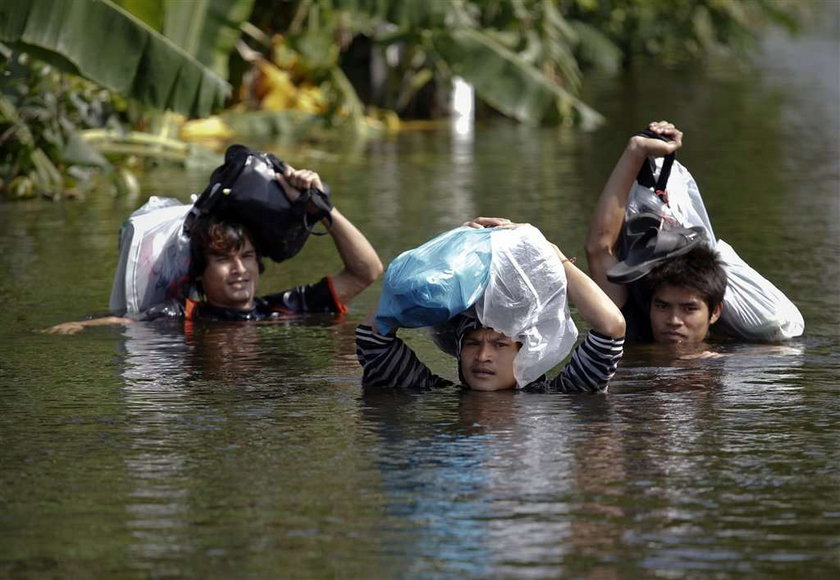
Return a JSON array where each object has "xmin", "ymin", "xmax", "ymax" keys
[
  {"xmin": 247, "ymin": 0, "xmax": 609, "ymax": 126},
  {"xmin": 112, "ymin": 0, "xmax": 256, "ymax": 79},
  {"xmin": 0, "ymin": 54, "xmax": 116, "ymax": 199},
  {"xmin": 0, "ymin": 0, "xmax": 257, "ymax": 198},
  {"xmin": 244, "ymin": 0, "xmax": 804, "ymax": 127},
  {"xmin": 0, "ymin": 0, "xmax": 809, "ymax": 199},
  {"xmin": 565, "ymin": 0, "xmax": 805, "ymax": 68},
  {"xmin": 0, "ymin": 0, "xmax": 231, "ymax": 118}
]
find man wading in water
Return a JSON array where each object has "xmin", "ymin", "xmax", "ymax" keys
[{"xmin": 45, "ymin": 165, "xmax": 382, "ymax": 333}]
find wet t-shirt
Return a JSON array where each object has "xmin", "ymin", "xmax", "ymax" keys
[{"xmin": 139, "ymin": 277, "xmax": 346, "ymax": 322}]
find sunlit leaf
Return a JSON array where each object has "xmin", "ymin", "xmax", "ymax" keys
[
  {"xmin": 113, "ymin": 0, "xmax": 255, "ymax": 79},
  {"xmin": 0, "ymin": 0, "xmax": 230, "ymax": 118}
]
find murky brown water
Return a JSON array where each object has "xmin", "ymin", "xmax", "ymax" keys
[{"xmin": 1, "ymin": 16, "xmax": 838, "ymax": 578}]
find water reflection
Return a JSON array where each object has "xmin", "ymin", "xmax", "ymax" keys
[
  {"xmin": 354, "ymin": 335, "xmax": 836, "ymax": 575},
  {"xmin": 113, "ymin": 317, "xmax": 373, "ymax": 572},
  {"xmin": 3, "ymin": 12, "xmax": 839, "ymax": 574}
]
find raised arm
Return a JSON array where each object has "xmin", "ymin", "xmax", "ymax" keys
[
  {"xmin": 322, "ymin": 208, "xmax": 383, "ymax": 304},
  {"xmin": 278, "ymin": 167, "xmax": 383, "ymax": 305},
  {"xmin": 551, "ymin": 245, "xmax": 626, "ymax": 339},
  {"xmin": 585, "ymin": 121, "xmax": 683, "ymax": 308}
]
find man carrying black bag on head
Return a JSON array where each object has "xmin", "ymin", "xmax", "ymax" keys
[{"xmin": 45, "ymin": 147, "xmax": 383, "ymax": 333}]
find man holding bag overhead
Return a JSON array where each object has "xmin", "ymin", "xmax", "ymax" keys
[
  {"xmin": 585, "ymin": 120, "xmax": 803, "ymax": 345},
  {"xmin": 356, "ymin": 218, "xmax": 625, "ymax": 393},
  {"xmin": 45, "ymin": 154, "xmax": 382, "ymax": 334}
]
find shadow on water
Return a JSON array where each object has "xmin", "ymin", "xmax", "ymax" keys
[{"xmin": 1, "ymin": 7, "xmax": 839, "ymax": 577}]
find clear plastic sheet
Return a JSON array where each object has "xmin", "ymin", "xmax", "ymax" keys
[
  {"xmin": 627, "ymin": 158, "xmax": 716, "ymax": 242},
  {"xmin": 475, "ymin": 225, "xmax": 578, "ymax": 387}
]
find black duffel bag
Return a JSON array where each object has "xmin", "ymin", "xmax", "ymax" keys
[{"xmin": 184, "ymin": 144, "xmax": 333, "ymax": 262}]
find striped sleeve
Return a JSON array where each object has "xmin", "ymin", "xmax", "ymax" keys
[
  {"xmin": 355, "ymin": 325, "xmax": 452, "ymax": 390},
  {"xmin": 546, "ymin": 330, "xmax": 624, "ymax": 393}
]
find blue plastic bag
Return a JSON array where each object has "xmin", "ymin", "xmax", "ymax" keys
[{"xmin": 375, "ymin": 227, "xmax": 493, "ymax": 334}]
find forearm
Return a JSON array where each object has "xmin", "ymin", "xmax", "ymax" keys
[
  {"xmin": 585, "ymin": 138, "xmax": 648, "ymax": 258},
  {"xmin": 85, "ymin": 316, "xmax": 135, "ymax": 326},
  {"xmin": 326, "ymin": 208, "xmax": 383, "ymax": 303},
  {"xmin": 549, "ymin": 330, "xmax": 624, "ymax": 393},
  {"xmin": 562, "ymin": 256, "xmax": 626, "ymax": 339},
  {"xmin": 43, "ymin": 315, "xmax": 135, "ymax": 335},
  {"xmin": 356, "ymin": 324, "xmax": 449, "ymax": 389},
  {"xmin": 585, "ymin": 138, "xmax": 649, "ymax": 306}
]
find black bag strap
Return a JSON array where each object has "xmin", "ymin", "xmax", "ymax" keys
[
  {"xmin": 184, "ymin": 145, "xmax": 335, "ymax": 236},
  {"xmin": 263, "ymin": 152, "xmax": 334, "ymax": 235},
  {"xmin": 296, "ymin": 185, "xmax": 334, "ymax": 236},
  {"xmin": 183, "ymin": 145, "xmax": 253, "ymax": 235},
  {"xmin": 634, "ymin": 129, "xmax": 675, "ymax": 204}
]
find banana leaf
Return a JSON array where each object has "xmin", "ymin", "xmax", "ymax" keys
[
  {"xmin": 114, "ymin": 0, "xmax": 255, "ymax": 80},
  {"xmin": 0, "ymin": 0, "xmax": 230, "ymax": 118},
  {"xmin": 432, "ymin": 27, "xmax": 603, "ymax": 127}
]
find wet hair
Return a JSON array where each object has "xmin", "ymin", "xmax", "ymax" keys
[
  {"xmin": 454, "ymin": 313, "xmax": 484, "ymax": 354},
  {"xmin": 644, "ymin": 245, "xmax": 727, "ymax": 316},
  {"xmin": 188, "ymin": 215, "xmax": 265, "ymax": 293}
]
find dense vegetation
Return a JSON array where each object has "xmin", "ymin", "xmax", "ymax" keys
[{"xmin": 0, "ymin": 0, "xmax": 805, "ymax": 199}]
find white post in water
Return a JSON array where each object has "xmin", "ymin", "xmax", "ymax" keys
[
  {"xmin": 451, "ymin": 76, "xmax": 474, "ymax": 137},
  {"xmin": 446, "ymin": 76, "xmax": 476, "ymax": 219}
]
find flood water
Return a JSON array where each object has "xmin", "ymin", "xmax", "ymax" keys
[{"xmin": 1, "ymin": 16, "xmax": 839, "ymax": 579}]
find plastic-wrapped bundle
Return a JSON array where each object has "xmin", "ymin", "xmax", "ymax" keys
[
  {"xmin": 714, "ymin": 241, "xmax": 804, "ymax": 341},
  {"xmin": 475, "ymin": 225, "xmax": 578, "ymax": 386},
  {"xmin": 626, "ymin": 157, "xmax": 715, "ymax": 242},
  {"xmin": 375, "ymin": 226, "xmax": 493, "ymax": 335},
  {"xmin": 376, "ymin": 224, "xmax": 578, "ymax": 387},
  {"xmin": 626, "ymin": 156, "xmax": 803, "ymax": 340},
  {"xmin": 109, "ymin": 197, "xmax": 192, "ymax": 316}
]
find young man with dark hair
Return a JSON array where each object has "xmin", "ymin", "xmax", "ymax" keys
[
  {"xmin": 45, "ymin": 166, "xmax": 383, "ymax": 333},
  {"xmin": 638, "ymin": 246, "xmax": 727, "ymax": 343},
  {"xmin": 586, "ymin": 121, "xmax": 728, "ymax": 344},
  {"xmin": 356, "ymin": 218, "xmax": 626, "ymax": 393}
]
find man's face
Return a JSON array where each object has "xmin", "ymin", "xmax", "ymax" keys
[
  {"xmin": 459, "ymin": 328, "xmax": 520, "ymax": 391},
  {"xmin": 199, "ymin": 237, "xmax": 260, "ymax": 310},
  {"xmin": 650, "ymin": 284, "xmax": 721, "ymax": 344}
]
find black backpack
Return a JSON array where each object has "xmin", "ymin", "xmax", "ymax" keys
[{"xmin": 184, "ymin": 144, "xmax": 333, "ymax": 262}]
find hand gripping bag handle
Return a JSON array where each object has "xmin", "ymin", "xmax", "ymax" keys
[{"xmin": 634, "ymin": 129, "xmax": 675, "ymax": 203}]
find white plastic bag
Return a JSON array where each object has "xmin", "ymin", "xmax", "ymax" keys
[
  {"xmin": 109, "ymin": 197, "xmax": 192, "ymax": 316},
  {"xmin": 626, "ymin": 157, "xmax": 804, "ymax": 341},
  {"xmin": 475, "ymin": 225, "xmax": 578, "ymax": 387},
  {"xmin": 714, "ymin": 240, "xmax": 805, "ymax": 341},
  {"xmin": 627, "ymin": 158, "xmax": 715, "ymax": 243}
]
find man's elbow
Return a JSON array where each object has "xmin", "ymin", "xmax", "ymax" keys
[
  {"xmin": 358, "ymin": 257, "xmax": 384, "ymax": 288},
  {"xmin": 601, "ymin": 312, "xmax": 626, "ymax": 339},
  {"xmin": 585, "ymin": 235, "xmax": 613, "ymax": 264}
]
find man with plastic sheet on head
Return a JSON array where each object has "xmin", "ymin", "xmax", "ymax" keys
[
  {"xmin": 44, "ymin": 148, "xmax": 383, "ymax": 334},
  {"xmin": 585, "ymin": 121, "xmax": 804, "ymax": 346},
  {"xmin": 356, "ymin": 218, "xmax": 626, "ymax": 393}
]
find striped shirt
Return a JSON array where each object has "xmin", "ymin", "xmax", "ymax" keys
[{"xmin": 356, "ymin": 325, "xmax": 624, "ymax": 393}]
